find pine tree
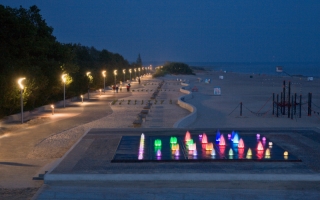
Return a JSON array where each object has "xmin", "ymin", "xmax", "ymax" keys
[{"xmin": 136, "ymin": 53, "xmax": 142, "ymax": 67}]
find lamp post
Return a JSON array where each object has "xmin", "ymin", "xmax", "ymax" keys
[
  {"xmin": 138, "ymin": 68, "xmax": 141, "ymax": 77},
  {"xmin": 122, "ymin": 69, "xmax": 126, "ymax": 84},
  {"xmin": 129, "ymin": 69, "xmax": 132, "ymax": 81},
  {"xmin": 86, "ymin": 72, "xmax": 91, "ymax": 99},
  {"xmin": 62, "ymin": 74, "xmax": 67, "ymax": 108},
  {"xmin": 51, "ymin": 104, "xmax": 55, "ymax": 115},
  {"xmin": 102, "ymin": 70, "xmax": 106, "ymax": 92},
  {"xmin": 113, "ymin": 70, "xmax": 117, "ymax": 93},
  {"xmin": 18, "ymin": 78, "xmax": 26, "ymax": 123},
  {"xmin": 134, "ymin": 68, "xmax": 137, "ymax": 80},
  {"xmin": 81, "ymin": 95, "xmax": 83, "ymax": 103}
]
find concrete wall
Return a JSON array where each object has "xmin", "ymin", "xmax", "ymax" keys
[{"xmin": 173, "ymin": 85, "xmax": 197, "ymax": 128}]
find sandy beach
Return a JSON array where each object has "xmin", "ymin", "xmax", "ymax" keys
[{"xmin": 0, "ymin": 71, "xmax": 319, "ymax": 199}]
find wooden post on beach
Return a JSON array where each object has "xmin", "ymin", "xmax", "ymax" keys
[
  {"xmin": 272, "ymin": 93, "xmax": 275, "ymax": 115},
  {"xmin": 283, "ymin": 80, "xmax": 286, "ymax": 115},
  {"xmin": 240, "ymin": 102, "xmax": 242, "ymax": 116},
  {"xmin": 277, "ymin": 94, "xmax": 279, "ymax": 117},
  {"xmin": 299, "ymin": 94, "xmax": 302, "ymax": 118}
]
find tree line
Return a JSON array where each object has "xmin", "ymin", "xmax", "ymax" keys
[{"xmin": 0, "ymin": 5, "xmax": 143, "ymax": 117}]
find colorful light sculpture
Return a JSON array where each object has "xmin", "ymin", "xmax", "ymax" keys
[
  {"xmin": 228, "ymin": 134, "xmax": 231, "ymax": 139},
  {"xmin": 257, "ymin": 141, "xmax": 264, "ymax": 151},
  {"xmin": 238, "ymin": 138, "xmax": 244, "ymax": 148},
  {"xmin": 229, "ymin": 148, "xmax": 234, "ymax": 156},
  {"xmin": 256, "ymin": 133, "xmax": 260, "ymax": 139},
  {"xmin": 232, "ymin": 133, "xmax": 239, "ymax": 144},
  {"xmin": 216, "ymin": 130, "xmax": 221, "ymax": 142},
  {"xmin": 187, "ymin": 139, "xmax": 194, "ymax": 146},
  {"xmin": 193, "ymin": 149, "xmax": 197, "ymax": 156},
  {"xmin": 202, "ymin": 133, "xmax": 208, "ymax": 144},
  {"xmin": 170, "ymin": 136, "xmax": 177, "ymax": 144},
  {"xmin": 185, "ymin": 131, "xmax": 191, "ymax": 142},
  {"xmin": 265, "ymin": 148, "xmax": 271, "ymax": 159},
  {"xmin": 154, "ymin": 139, "xmax": 162, "ymax": 147},
  {"xmin": 157, "ymin": 149, "xmax": 161, "ymax": 157},
  {"xmin": 246, "ymin": 148, "xmax": 252, "ymax": 159},
  {"xmin": 262, "ymin": 137, "xmax": 266, "ymax": 142},
  {"xmin": 175, "ymin": 149, "xmax": 180, "ymax": 157},
  {"xmin": 206, "ymin": 143, "xmax": 213, "ymax": 151},
  {"xmin": 219, "ymin": 134, "xmax": 226, "ymax": 146},
  {"xmin": 238, "ymin": 148, "xmax": 244, "ymax": 159},
  {"xmin": 268, "ymin": 142, "xmax": 273, "ymax": 146},
  {"xmin": 211, "ymin": 149, "xmax": 216, "ymax": 156}
]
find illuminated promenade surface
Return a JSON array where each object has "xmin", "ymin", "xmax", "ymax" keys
[{"xmin": 1, "ymin": 73, "xmax": 320, "ymax": 199}]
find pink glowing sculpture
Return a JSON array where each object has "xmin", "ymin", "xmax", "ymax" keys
[
  {"xmin": 202, "ymin": 133, "xmax": 208, "ymax": 144},
  {"xmin": 228, "ymin": 134, "xmax": 231, "ymax": 139},
  {"xmin": 257, "ymin": 141, "xmax": 264, "ymax": 151},
  {"xmin": 189, "ymin": 143, "xmax": 196, "ymax": 151},
  {"xmin": 185, "ymin": 131, "xmax": 191, "ymax": 142},
  {"xmin": 219, "ymin": 146, "xmax": 226, "ymax": 155},
  {"xmin": 219, "ymin": 134, "xmax": 226, "ymax": 146},
  {"xmin": 206, "ymin": 143, "xmax": 213, "ymax": 151},
  {"xmin": 262, "ymin": 137, "xmax": 266, "ymax": 142},
  {"xmin": 238, "ymin": 148, "xmax": 244, "ymax": 159},
  {"xmin": 238, "ymin": 138, "xmax": 244, "ymax": 148}
]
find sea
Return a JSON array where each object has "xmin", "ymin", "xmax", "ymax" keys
[{"xmin": 146, "ymin": 62, "xmax": 320, "ymax": 78}]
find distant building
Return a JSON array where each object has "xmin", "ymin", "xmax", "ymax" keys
[{"xmin": 276, "ymin": 66, "xmax": 283, "ymax": 73}]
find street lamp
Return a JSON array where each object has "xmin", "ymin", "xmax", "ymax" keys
[
  {"xmin": 129, "ymin": 69, "xmax": 132, "ymax": 81},
  {"xmin": 122, "ymin": 69, "xmax": 126, "ymax": 84},
  {"xmin": 113, "ymin": 70, "xmax": 117, "ymax": 93},
  {"xmin": 18, "ymin": 78, "xmax": 26, "ymax": 123},
  {"xmin": 138, "ymin": 68, "xmax": 141, "ymax": 77},
  {"xmin": 81, "ymin": 95, "xmax": 83, "ymax": 103},
  {"xmin": 134, "ymin": 68, "xmax": 137, "ymax": 80},
  {"xmin": 62, "ymin": 74, "xmax": 67, "ymax": 108},
  {"xmin": 86, "ymin": 72, "xmax": 91, "ymax": 99},
  {"xmin": 102, "ymin": 70, "xmax": 106, "ymax": 92}
]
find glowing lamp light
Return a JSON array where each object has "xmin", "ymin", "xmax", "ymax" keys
[
  {"xmin": 262, "ymin": 137, "xmax": 266, "ymax": 142},
  {"xmin": 268, "ymin": 142, "xmax": 273, "ymax": 146},
  {"xmin": 141, "ymin": 133, "xmax": 145, "ymax": 140},
  {"xmin": 206, "ymin": 143, "xmax": 213, "ymax": 151},
  {"xmin": 257, "ymin": 141, "xmax": 264, "ymax": 151},
  {"xmin": 238, "ymin": 138, "xmax": 245, "ymax": 148},
  {"xmin": 154, "ymin": 139, "xmax": 162, "ymax": 147},
  {"xmin": 202, "ymin": 133, "xmax": 208, "ymax": 144},
  {"xmin": 18, "ymin": 78, "xmax": 26, "ymax": 90},
  {"xmin": 219, "ymin": 134, "xmax": 226, "ymax": 146},
  {"xmin": 232, "ymin": 133, "xmax": 239, "ymax": 144},
  {"xmin": 185, "ymin": 131, "xmax": 191, "ymax": 142},
  {"xmin": 170, "ymin": 136, "xmax": 177, "ymax": 144},
  {"xmin": 228, "ymin": 134, "xmax": 231, "ymax": 140},
  {"xmin": 284, "ymin": 151, "xmax": 289, "ymax": 156}
]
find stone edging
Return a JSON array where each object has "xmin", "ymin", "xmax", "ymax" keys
[{"xmin": 173, "ymin": 83, "xmax": 197, "ymax": 128}]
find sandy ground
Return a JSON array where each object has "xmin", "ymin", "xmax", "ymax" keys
[{"xmin": 1, "ymin": 71, "xmax": 320, "ymax": 199}]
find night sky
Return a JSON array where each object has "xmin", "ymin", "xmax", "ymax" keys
[{"xmin": 1, "ymin": 0, "xmax": 320, "ymax": 63}]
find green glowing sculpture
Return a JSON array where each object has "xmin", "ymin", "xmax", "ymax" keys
[{"xmin": 154, "ymin": 139, "xmax": 162, "ymax": 147}]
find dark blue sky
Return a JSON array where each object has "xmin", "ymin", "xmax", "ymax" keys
[{"xmin": 1, "ymin": 0, "xmax": 320, "ymax": 63}]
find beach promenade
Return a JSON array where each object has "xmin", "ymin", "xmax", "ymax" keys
[{"xmin": 1, "ymin": 72, "xmax": 320, "ymax": 199}]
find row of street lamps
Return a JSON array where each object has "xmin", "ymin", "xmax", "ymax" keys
[{"xmin": 17, "ymin": 66, "xmax": 152, "ymax": 123}]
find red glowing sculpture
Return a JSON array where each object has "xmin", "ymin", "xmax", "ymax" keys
[
  {"xmin": 238, "ymin": 138, "xmax": 244, "ymax": 148},
  {"xmin": 202, "ymin": 133, "xmax": 208, "ymax": 144}
]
